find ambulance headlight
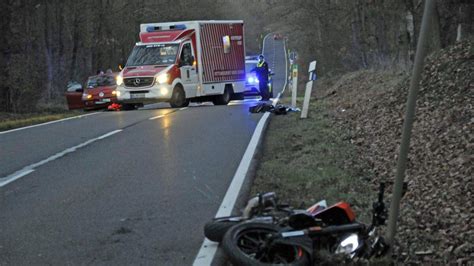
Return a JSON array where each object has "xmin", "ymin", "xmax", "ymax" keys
[
  {"xmin": 156, "ymin": 73, "xmax": 169, "ymax": 84},
  {"xmin": 116, "ymin": 75, "xmax": 123, "ymax": 86}
]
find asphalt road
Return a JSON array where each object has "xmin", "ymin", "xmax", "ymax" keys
[{"xmin": 0, "ymin": 36, "xmax": 286, "ymax": 265}]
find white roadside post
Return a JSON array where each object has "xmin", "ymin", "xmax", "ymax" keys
[
  {"xmin": 301, "ymin": 60, "xmax": 317, "ymax": 119},
  {"xmin": 291, "ymin": 64, "xmax": 298, "ymax": 108}
]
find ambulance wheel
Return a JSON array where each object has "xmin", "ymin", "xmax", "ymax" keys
[
  {"xmin": 122, "ymin": 104, "xmax": 136, "ymax": 111},
  {"xmin": 232, "ymin": 93, "xmax": 245, "ymax": 101},
  {"xmin": 170, "ymin": 85, "xmax": 189, "ymax": 108},
  {"xmin": 213, "ymin": 86, "xmax": 232, "ymax": 105}
]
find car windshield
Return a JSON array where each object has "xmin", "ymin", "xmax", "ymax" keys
[
  {"xmin": 87, "ymin": 75, "xmax": 116, "ymax": 88},
  {"xmin": 126, "ymin": 44, "xmax": 179, "ymax": 66}
]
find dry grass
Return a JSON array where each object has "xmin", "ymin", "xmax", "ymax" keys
[
  {"xmin": 0, "ymin": 111, "xmax": 82, "ymax": 132},
  {"xmin": 251, "ymin": 93, "xmax": 375, "ymax": 223}
]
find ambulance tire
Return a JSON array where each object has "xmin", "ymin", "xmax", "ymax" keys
[
  {"xmin": 213, "ymin": 86, "xmax": 232, "ymax": 105},
  {"xmin": 232, "ymin": 93, "xmax": 245, "ymax": 101},
  {"xmin": 170, "ymin": 85, "xmax": 189, "ymax": 108},
  {"xmin": 122, "ymin": 104, "xmax": 136, "ymax": 111}
]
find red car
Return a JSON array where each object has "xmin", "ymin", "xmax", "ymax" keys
[{"xmin": 65, "ymin": 73, "xmax": 119, "ymax": 110}]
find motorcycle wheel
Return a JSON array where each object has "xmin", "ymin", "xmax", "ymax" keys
[
  {"xmin": 222, "ymin": 222, "xmax": 310, "ymax": 266},
  {"xmin": 204, "ymin": 216, "xmax": 244, "ymax": 242}
]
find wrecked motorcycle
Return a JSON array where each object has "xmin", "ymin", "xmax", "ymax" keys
[{"xmin": 221, "ymin": 183, "xmax": 393, "ymax": 265}]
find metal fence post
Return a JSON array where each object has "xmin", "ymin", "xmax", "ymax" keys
[{"xmin": 386, "ymin": 0, "xmax": 436, "ymax": 250}]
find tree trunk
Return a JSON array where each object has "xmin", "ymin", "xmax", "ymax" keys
[
  {"xmin": 430, "ymin": 4, "xmax": 442, "ymax": 51},
  {"xmin": 43, "ymin": 2, "xmax": 53, "ymax": 101},
  {"xmin": 0, "ymin": 0, "xmax": 12, "ymax": 112}
]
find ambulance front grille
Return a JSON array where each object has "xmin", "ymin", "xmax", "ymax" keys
[{"xmin": 124, "ymin": 77, "xmax": 154, "ymax": 87}]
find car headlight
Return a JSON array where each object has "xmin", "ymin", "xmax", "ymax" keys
[
  {"xmin": 112, "ymin": 90, "xmax": 120, "ymax": 97},
  {"xmin": 82, "ymin": 93, "xmax": 92, "ymax": 100},
  {"xmin": 247, "ymin": 76, "xmax": 259, "ymax": 84},
  {"xmin": 156, "ymin": 73, "xmax": 169, "ymax": 84},
  {"xmin": 335, "ymin": 234, "xmax": 360, "ymax": 258},
  {"xmin": 116, "ymin": 75, "xmax": 123, "ymax": 86}
]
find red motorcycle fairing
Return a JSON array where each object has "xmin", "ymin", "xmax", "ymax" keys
[{"xmin": 313, "ymin": 202, "xmax": 356, "ymax": 225}]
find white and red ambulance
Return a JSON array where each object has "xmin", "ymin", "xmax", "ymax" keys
[{"xmin": 116, "ymin": 21, "xmax": 246, "ymax": 109}]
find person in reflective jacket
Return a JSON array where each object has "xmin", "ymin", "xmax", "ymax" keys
[{"xmin": 251, "ymin": 54, "xmax": 270, "ymax": 101}]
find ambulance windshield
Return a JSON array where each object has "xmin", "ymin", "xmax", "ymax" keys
[{"xmin": 126, "ymin": 44, "xmax": 179, "ymax": 66}]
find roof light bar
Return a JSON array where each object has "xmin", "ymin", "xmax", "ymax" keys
[
  {"xmin": 146, "ymin": 26, "xmax": 161, "ymax": 32},
  {"xmin": 171, "ymin": 24, "xmax": 186, "ymax": 30}
]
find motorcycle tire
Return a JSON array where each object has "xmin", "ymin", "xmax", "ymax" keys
[
  {"xmin": 204, "ymin": 216, "xmax": 244, "ymax": 242},
  {"xmin": 222, "ymin": 222, "xmax": 310, "ymax": 266}
]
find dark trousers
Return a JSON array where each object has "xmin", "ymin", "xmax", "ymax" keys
[{"xmin": 259, "ymin": 80, "xmax": 270, "ymax": 100}]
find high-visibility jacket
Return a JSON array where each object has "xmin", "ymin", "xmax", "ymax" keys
[{"xmin": 251, "ymin": 60, "xmax": 269, "ymax": 82}]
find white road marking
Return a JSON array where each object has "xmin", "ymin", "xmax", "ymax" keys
[
  {"xmin": 0, "ymin": 129, "xmax": 122, "ymax": 187},
  {"xmin": 0, "ymin": 112, "xmax": 100, "ymax": 135},
  {"xmin": 227, "ymin": 98, "xmax": 261, "ymax": 106},
  {"xmin": 0, "ymin": 169, "xmax": 35, "ymax": 187},
  {"xmin": 193, "ymin": 111, "xmax": 273, "ymax": 266},
  {"xmin": 97, "ymin": 130, "xmax": 122, "ymax": 139},
  {"xmin": 149, "ymin": 115, "xmax": 164, "ymax": 120},
  {"xmin": 193, "ymin": 35, "xmax": 288, "ymax": 266},
  {"xmin": 180, "ymin": 107, "xmax": 188, "ymax": 111},
  {"xmin": 272, "ymin": 93, "xmax": 282, "ymax": 106}
]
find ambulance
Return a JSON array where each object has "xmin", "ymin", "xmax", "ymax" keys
[{"xmin": 116, "ymin": 21, "xmax": 246, "ymax": 109}]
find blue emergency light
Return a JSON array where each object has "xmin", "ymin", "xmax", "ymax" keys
[
  {"xmin": 170, "ymin": 24, "xmax": 186, "ymax": 30},
  {"xmin": 147, "ymin": 24, "xmax": 186, "ymax": 32},
  {"xmin": 146, "ymin": 26, "xmax": 161, "ymax": 32}
]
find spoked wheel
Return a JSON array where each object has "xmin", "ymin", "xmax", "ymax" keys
[{"xmin": 222, "ymin": 222, "xmax": 310, "ymax": 265}]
